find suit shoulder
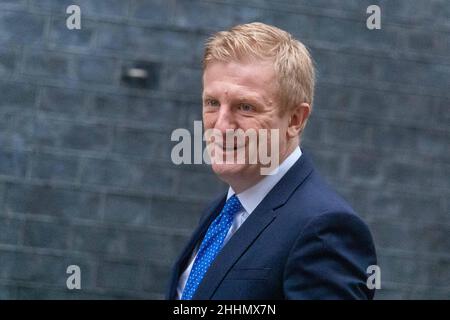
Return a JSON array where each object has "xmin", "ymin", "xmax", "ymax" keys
[{"xmin": 287, "ymin": 169, "xmax": 357, "ymax": 218}]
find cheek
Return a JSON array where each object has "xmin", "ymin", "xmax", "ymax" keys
[
  {"xmin": 239, "ymin": 117, "xmax": 270, "ymax": 131},
  {"xmin": 203, "ymin": 113, "xmax": 216, "ymax": 129}
]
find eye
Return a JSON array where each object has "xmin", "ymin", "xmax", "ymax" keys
[
  {"xmin": 238, "ymin": 103, "xmax": 254, "ymax": 112},
  {"xmin": 204, "ymin": 99, "xmax": 220, "ymax": 107}
]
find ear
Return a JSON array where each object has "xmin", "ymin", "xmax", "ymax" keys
[{"xmin": 287, "ymin": 102, "xmax": 311, "ymax": 138}]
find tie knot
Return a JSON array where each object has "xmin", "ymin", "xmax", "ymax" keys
[{"xmin": 222, "ymin": 194, "xmax": 242, "ymax": 217}]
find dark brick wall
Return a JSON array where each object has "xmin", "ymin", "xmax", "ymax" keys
[{"xmin": 0, "ymin": 0, "xmax": 448, "ymax": 299}]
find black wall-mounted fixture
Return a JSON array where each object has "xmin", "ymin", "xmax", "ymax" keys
[{"xmin": 121, "ymin": 61, "xmax": 161, "ymax": 90}]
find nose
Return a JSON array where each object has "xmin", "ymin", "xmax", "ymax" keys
[{"xmin": 214, "ymin": 105, "xmax": 238, "ymax": 134}]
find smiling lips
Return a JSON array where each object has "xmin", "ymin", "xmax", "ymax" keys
[{"xmin": 212, "ymin": 142, "xmax": 246, "ymax": 152}]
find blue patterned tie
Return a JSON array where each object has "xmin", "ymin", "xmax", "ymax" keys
[{"xmin": 181, "ymin": 195, "xmax": 243, "ymax": 300}]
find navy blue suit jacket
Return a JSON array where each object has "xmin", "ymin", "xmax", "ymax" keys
[{"xmin": 167, "ymin": 151, "xmax": 377, "ymax": 299}]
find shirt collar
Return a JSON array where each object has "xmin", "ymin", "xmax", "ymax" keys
[{"xmin": 227, "ymin": 146, "xmax": 302, "ymax": 214}]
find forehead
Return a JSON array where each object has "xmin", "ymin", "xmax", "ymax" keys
[{"xmin": 202, "ymin": 60, "xmax": 277, "ymax": 101}]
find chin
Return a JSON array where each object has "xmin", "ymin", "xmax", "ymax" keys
[
  {"xmin": 211, "ymin": 162, "xmax": 255, "ymax": 184},
  {"xmin": 212, "ymin": 162, "xmax": 244, "ymax": 176}
]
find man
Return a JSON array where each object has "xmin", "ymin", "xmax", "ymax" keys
[{"xmin": 167, "ymin": 22, "xmax": 377, "ymax": 300}]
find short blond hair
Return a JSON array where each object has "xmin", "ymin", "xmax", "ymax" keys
[{"xmin": 203, "ymin": 22, "xmax": 315, "ymax": 114}]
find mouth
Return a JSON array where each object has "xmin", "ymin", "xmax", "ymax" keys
[{"xmin": 214, "ymin": 143, "xmax": 246, "ymax": 152}]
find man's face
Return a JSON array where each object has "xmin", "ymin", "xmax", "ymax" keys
[{"xmin": 202, "ymin": 59, "xmax": 292, "ymax": 191}]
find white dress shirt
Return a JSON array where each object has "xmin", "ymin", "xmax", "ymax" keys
[{"xmin": 176, "ymin": 146, "xmax": 302, "ymax": 299}]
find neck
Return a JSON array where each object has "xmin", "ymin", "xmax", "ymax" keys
[{"xmin": 226, "ymin": 143, "xmax": 298, "ymax": 194}]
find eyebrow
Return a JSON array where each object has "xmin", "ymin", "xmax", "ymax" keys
[{"xmin": 202, "ymin": 92, "xmax": 265, "ymax": 105}]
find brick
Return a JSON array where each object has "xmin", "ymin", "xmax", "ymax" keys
[
  {"xmin": 75, "ymin": 55, "xmax": 118, "ymax": 85},
  {"xmin": 434, "ymin": 96, "xmax": 450, "ymax": 128},
  {"xmin": 7, "ymin": 256, "xmax": 95, "ymax": 297},
  {"xmin": 80, "ymin": 158, "xmax": 135, "ymax": 188},
  {"xmin": 388, "ymin": 93, "xmax": 436, "ymax": 125},
  {"xmin": 0, "ymin": 149, "xmax": 28, "ymax": 178},
  {"xmin": 80, "ymin": 158, "xmax": 175, "ymax": 194},
  {"xmin": 376, "ymin": 253, "xmax": 432, "ymax": 287},
  {"xmin": 416, "ymin": 129, "xmax": 450, "ymax": 159},
  {"xmin": 31, "ymin": 0, "xmax": 129, "ymax": 19},
  {"xmin": 175, "ymin": 168, "xmax": 227, "ymax": 200},
  {"xmin": 311, "ymin": 49, "xmax": 377, "ymax": 82},
  {"xmin": 338, "ymin": 186, "xmax": 371, "ymax": 220},
  {"xmin": 383, "ymin": 159, "xmax": 433, "ymax": 188},
  {"xmin": 0, "ymin": 50, "xmax": 16, "ymax": 76},
  {"xmin": 0, "ymin": 0, "xmax": 27, "ymax": 10},
  {"xmin": 181, "ymin": 102, "xmax": 204, "ymax": 131},
  {"xmin": 314, "ymin": 84, "xmax": 358, "ymax": 114},
  {"xmin": 375, "ymin": 287, "xmax": 407, "ymax": 300},
  {"xmin": 97, "ymin": 24, "xmax": 196, "ymax": 64},
  {"xmin": 323, "ymin": 118, "xmax": 372, "ymax": 147},
  {"xmin": 418, "ymin": 223, "xmax": 450, "ymax": 255},
  {"xmin": 433, "ymin": 162, "xmax": 450, "ymax": 190},
  {"xmin": 8, "ymin": 252, "xmax": 66, "ymax": 284},
  {"xmin": 347, "ymin": 152, "xmax": 383, "ymax": 185},
  {"xmin": 96, "ymin": 260, "xmax": 140, "ymax": 290},
  {"xmin": 129, "ymin": 0, "xmax": 174, "ymax": 26},
  {"xmin": 0, "ymin": 114, "xmax": 34, "ymax": 150},
  {"xmin": 0, "ymin": 11, "xmax": 46, "ymax": 46},
  {"xmin": 0, "ymin": 182, "xmax": 5, "ymax": 209},
  {"xmin": 104, "ymin": 193, "xmax": 151, "ymax": 225},
  {"xmin": 378, "ymin": 58, "xmax": 450, "ymax": 89},
  {"xmin": 0, "ymin": 284, "xmax": 17, "ymax": 299},
  {"xmin": 381, "ymin": 0, "xmax": 435, "ymax": 22},
  {"xmin": 370, "ymin": 222, "xmax": 412, "ymax": 252},
  {"xmin": 368, "ymin": 190, "xmax": 444, "ymax": 222},
  {"xmin": 48, "ymin": 16, "xmax": 96, "ymax": 50},
  {"xmin": 15, "ymin": 287, "xmax": 69, "ymax": 299},
  {"xmin": 149, "ymin": 197, "xmax": 205, "ymax": 230},
  {"xmin": 70, "ymin": 225, "xmax": 187, "ymax": 263},
  {"xmin": 70, "ymin": 225, "xmax": 126, "ymax": 255},
  {"xmin": 124, "ymin": 231, "xmax": 188, "ymax": 262},
  {"xmin": 305, "ymin": 147, "xmax": 344, "ymax": 181},
  {"xmin": 426, "ymin": 257, "xmax": 450, "ymax": 289},
  {"xmin": 406, "ymin": 286, "xmax": 450, "ymax": 300},
  {"xmin": 309, "ymin": 14, "xmax": 397, "ymax": 52},
  {"xmin": 162, "ymin": 65, "xmax": 202, "ymax": 94},
  {"xmin": 301, "ymin": 116, "xmax": 326, "ymax": 145},
  {"xmin": 0, "ymin": 81, "xmax": 36, "ymax": 113},
  {"xmin": 30, "ymin": 151, "xmax": 79, "ymax": 182},
  {"xmin": 371, "ymin": 124, "xmax": 419, "ymax": 153},
  {"xmin": 112, "ymin": 127, "xmax": 171, "ymax": 161},
  {"xmin": 171, "ymin": 0, "xmax": 235, "ymax": 31},
  {"xmin": 23, "ymin": 220, "xmax": 69, "ymax": 250},
  {"xmin": 89, "ymin": 94, "xmax": 183, "ymax": 129},
  {"xmin": 0, "ymin": 250, "xmax": 15, "ymax": 279},
  {"xmin": 39, "ymin": 86, "xmax": 86, "ymax": 117},
  {"xmin": 143, "ymin": 263, "xmax": 171, "ymax": 293},
  {"xmin": 34, "ymin": 117, "xmax": 111, "ymax": 152},
  {"xmin": 0, "ymin": 216, "xmax": 23, "ymax": 245},
  {"xmin": 4, "ymin": 182, "xmax": 101, "ymax": 219},
  {"xmin": 354, "ymin": 89, "xmax": 394, "ymax": 121},
  {"xmin": 23, "ymin": 50, "xmax": 72, "ymax": 80},
  {"xmin": 407, "ymin": 30, "xmax": 441, "ymax": 53},
  {"xmin": 261, "ymin": 10, "xmax": 313, "ymax": 41},
  {"xmin": 371, "ymin": 221, "xmax": 450, "ymax": 254}
]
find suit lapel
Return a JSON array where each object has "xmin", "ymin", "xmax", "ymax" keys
[{"xmin": 193, "ymin": 152, "xmax": 315, "ymax": 299}]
